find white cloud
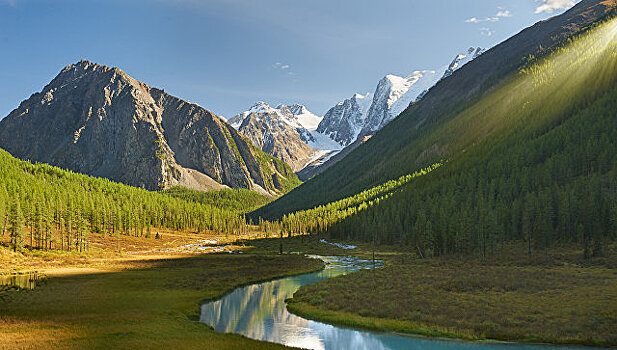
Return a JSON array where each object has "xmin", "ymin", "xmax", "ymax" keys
[
  {"xmin": 271, "ymin": 62, "xmax": 296, "ymax": 78},
  {"xmin": 496, "ymin": 10, "xmax": 512, "ymax": 18},
  {"xmin": 465, "ymin": 8, "xmax": 512, "ymax": 24},
  {"xmin": 465, "ymin": 16, "xmax": 498, "ymax": 23},
  {"xmin": 535, "ymin": 0, "xmax": 576, "ymax": 14}
]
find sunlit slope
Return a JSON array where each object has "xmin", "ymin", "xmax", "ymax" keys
[
  {"xmin": 277, "ymin": 164, "xmax": 441, "ymax": 235},
  {"xmin": 253, "ymin": 0, "xmax": 617, "ymax": 220},
  {"xmin": 304, "ymin": 17, "xmax": 617, "ymax": 254}
]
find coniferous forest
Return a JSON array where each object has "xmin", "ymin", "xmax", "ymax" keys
[
  {"xmin": 255, "ymin": 17, "xmax": 617, "ymax": 258},
  {"xmin": 0, "ymin": 147, "xmax": 266, "ymax": 252},
  {"xmin": 3, "ymin": 2, "xmax": 617, "ymax": 349}
]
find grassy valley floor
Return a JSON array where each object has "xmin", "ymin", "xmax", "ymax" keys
[
  {"xmin": 286, "ymin": 243, "xmax": 617, "ymax": 347},
  {"xmin": 0, "ymin": 233, "xmax": 324, "ymax": 349},
  {"xmin": 4, "ymin": 233, "xmax": 617, "ymax": 348}
]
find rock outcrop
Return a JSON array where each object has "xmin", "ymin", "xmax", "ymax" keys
[
  {"xmin": 228, "ymin": 102, "xmax": 316, "ymax": 171},
  {"xmin": 0, "ymin": 60, "xmax": 298, "ymax": 194}
]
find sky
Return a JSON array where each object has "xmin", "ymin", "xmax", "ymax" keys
[{"xmin": 0, "ymin": 0, "xmax": 579, "ymax": 119}]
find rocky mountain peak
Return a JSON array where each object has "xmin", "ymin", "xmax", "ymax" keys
[
  {"xmin": 0, "ymin": 61, "xmax": 298, "ymax": 194},
  {"xmin": 228, "ymin": 102, "xmax": 316, "ymax": 171},
  {"xmin": 317, "ymin": 92, "xmax": 372, "ymax": 147},
  {"xmin": 442, "ymin": 47, "xmax": 486, "ymax": 79},
  {"xmin": 287, "ymin": 104, "xmax": 309, "ymax": 116}
]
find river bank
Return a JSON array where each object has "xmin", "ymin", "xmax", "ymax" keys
[
  {"xmin": 286, "ymin": 243, "xmax": 617, "ymax": 347},
  {"xmin": 0, "ymin": 233, "xmax": 323, "ymax": 349}
]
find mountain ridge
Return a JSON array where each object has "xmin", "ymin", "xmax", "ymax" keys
[
  {"xmin": 252, "ymin": 0, "xmax": 617, "ymax": 219},
  {"xmin": 0, "ymin": 60, "xmax": 299, "ymax": 194}
]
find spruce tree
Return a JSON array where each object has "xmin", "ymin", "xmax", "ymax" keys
[{"xmin": 9, "ymin": 199, "xmax": 24, "ymax": 252}]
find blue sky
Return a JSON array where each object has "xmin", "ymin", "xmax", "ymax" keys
[{"xmin": 0, "ymin": 0, "xmax": 578, "ymax": 119}]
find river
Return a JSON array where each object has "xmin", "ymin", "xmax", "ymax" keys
[{"xmin": 200, "ymin": 255, "xmax": 598, "ymax": 350}]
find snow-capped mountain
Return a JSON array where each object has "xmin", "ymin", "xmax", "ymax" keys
[
  {"xmin": 316, "ymin": 93, "xmax": 373, "ymax": 147},
  {"xmin": 317, "ymin": 47, "xmax": 485, "ymax": 147},
  {"xmin": 287, "ymin": 104, "xmax": 321, "ymax": 130},
  {"xmin": 228, "ymin": 102, "xmax": 338, "ymax": 171},
  {"xmin": 229, "ymin": 102, "xmax": 323, "ymax": 141},
  {"xmin": 361, "ymin": 70, "xmax": 441, "ymax": 136},
  {"xmin": 442, "ymin": 47, "xmax": 485, "ymax": 79},
  {"xmin": 228, "ymin": 47, "xmax": 484, "ymax": 175}
]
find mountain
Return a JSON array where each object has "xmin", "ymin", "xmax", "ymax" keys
[
  {"xmin": 442, "ymin": 47, "xmax": 485, "ymax": 79},
  {"xmin": 317, "ymin": 49, "xmax": 484, "ymax": 148},
  {"xmin": 228, "ymin": 102, "xmax": 341, "ymax": 172},
  {"xmin": 228, "ymin": 102, "xmax": 316, "ymax": 171},
  {"xmin": 0, "ymin": 60, "xmax": 299, "ymax": 194},
  {"xmin": 360, "ymin": 70, "xmax": 441, "ymax": 137},
  {"xmin": 253, "ymin": 0, "xmax": 617, "ymax": 219},
  {"xmin": 276, "ymin": 6, "xmax": 617, "ymax": 258},
  {"xmin": 297, "ymin": 134, "xmax": 372, "ymax": 181},
  {"xmin": 297, "ymin": 48, "xmax": 483, "ymax": 180},
  {"xmin": 229, "ymin": 48, "xmax": 484, "ymax": 177},
  {"xmin": 316, "ymin": 93, "xmax": 373, "ymax": 147}
]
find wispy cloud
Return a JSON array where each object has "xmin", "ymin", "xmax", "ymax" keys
[
  {"xmin": 496, "ymin": 10, "xmax": 512, "ymax": 18},
  {"xmin": 0, "ymin": 0, "xmax": 17, "ymax": 6},
  {"xmin": 480, "ymin": 27, "xmax": 494, "ymax": 37},
  {"xmin": 465, "ymin": 7, "xmax": 512, "ymax": 23},
  {"xmin": 271, "ymin": 62, "xmax": 297, "ymax": 78},
  {"xmin": 535, "ymin": 0, "xmax": 576, "ymax": 14}
]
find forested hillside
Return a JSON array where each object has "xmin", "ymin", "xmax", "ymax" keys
[
  {"xmin": 163, "ymin": 186, "xmax": 271, "ymax": 214},
  {"xmin": 0, "ymin": 148, "xmax": 264, "ymax": 252},
  {"xmin": 256, "ymin": 12, "xmax": 617, "ymax": 257},
  {"xmin": 254, "ymin": 0, "xmax": 617, "ymax": 219}
]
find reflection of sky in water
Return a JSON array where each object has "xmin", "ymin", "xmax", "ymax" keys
[{"xmin": 200, "ymin": 256, "xmax": 596, "ymax": 350}]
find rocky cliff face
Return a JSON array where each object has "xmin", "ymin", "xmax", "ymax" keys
[
  {"xmin": 316, "ymin": 93, "xmax": 372, "ymax": 147},
  {"xmin": 228, "ymin": 102, "xmax": 316, "ymax": 171},
  {"xmin": 316, "ymin": 48, "xmax": 484, "ymax": 148},
  {"xmin": 0, "ymin": 60, "xmax": 298, "ymax": 194},
  {"xmin": 360, "ymin": 71, "xmax": 441, "ymax": 136}
]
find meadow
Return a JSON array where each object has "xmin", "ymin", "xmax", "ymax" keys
[
  {"xmin": 0, "ymin": 231, "xmax": 323, "ymax": 349},
  {"xmin": 287, "ymin": 243, "xmax": 617, "ymax": 346}
]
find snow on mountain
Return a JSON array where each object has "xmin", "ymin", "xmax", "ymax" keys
[
  {"xmin": 287, "ymin": 104, "xmax": 322, "ymax": 131},
  {"xmin": 315, "ymin": 93, "xmax": 372, "ymax": 147},
  {"xmin": 229, "ymin": 101, "xmax": 280, "ymax": 128},
  {"xmin": 322, "ymin": 47, "xmax": 485, "ymax": 145},
  {"xmin": 442, "ymin": 47, "xmax": 485, "ymax": 79},
  {"xmin": 362, "ymin": 70, "xmax": 441, "ymax": 135},
  {"xmin": 226, "ymin": 46, "xmax": 485, "ymax": 173},
  {"xmin": 230, "ymin": 102, "xmax": 322, "ymax": 131},
  {"xmin": 228, "ymin": 102, "xmax": 319, "ymax": 171}
]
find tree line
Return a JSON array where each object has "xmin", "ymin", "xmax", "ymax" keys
[
  {"xmin": 0, "ymin": 148, "xmax": 256, "ymax": 253},
  {"xmin": 254, "ymin": 17, "xmax": 617, "ymax": 258}
]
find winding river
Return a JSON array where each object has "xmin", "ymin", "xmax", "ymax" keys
[{"xmin": 200, "ymin": 256, "xmax": 598, "ymax": 350}]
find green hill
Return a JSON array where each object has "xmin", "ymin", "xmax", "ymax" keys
[
  {"xmin": 253, "ymin": 0, "xmax": 617, "ymax": 221},
  {"xmin": 0, "ymin": 147, "xmax": 267, "ymax": 251},
  {"xmin": 257, "ymin": 2, "xmax": 617, "ymax": 257}
]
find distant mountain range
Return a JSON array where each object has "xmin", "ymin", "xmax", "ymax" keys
[
  {"xmin": 0, "ymin": 48, "xmax": 485, "ymax": 194},
  {"xmin": 229, "ymin": 47, "xmax": 485, "ymax": 178},
  {"xmin": 227, "ymin": 101, "xmax": 340, "ymax": 172},
  {"xmin": 0, "ymin": 60, "xmax": 299, "ymax": 194},
  {"xmin": 253, "ymin": 0, "xmax": 617, "ymax": 219}
]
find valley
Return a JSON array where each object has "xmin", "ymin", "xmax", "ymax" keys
[{"xmin": 2, "ymin": 0, "xmax": 617, "ymax": 349}]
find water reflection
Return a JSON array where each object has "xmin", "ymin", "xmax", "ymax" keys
[
  {"xmin": 0, "ymin": 272, "xmax": 42, "ymax": 291},
  {"xmin": 200, "ymin": 256, "xmax": 596, "ymax": 350}
]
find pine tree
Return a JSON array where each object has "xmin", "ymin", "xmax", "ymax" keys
[{"xmin": 9, "ymin": 198, "xmax": 24, "ymax": 252}]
